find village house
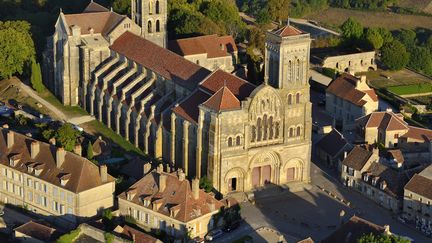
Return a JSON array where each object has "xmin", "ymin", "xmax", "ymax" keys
[
  {"xmin": 325, "ymin": 74, "xmax": 378, "ymax": 131},
  {"xmin": 404, "ymin": 165, "xmax": 432, "ymax": 235},
  {"xmin": 340, "ymin": 145, "xmax": 378, "ymax": 188},
  {"xmin": 118, "ymin": 165, "xmax": 226, "ymax": 239},
  {"xmin": 168, "ymin": 34, "xmax": 238, "ymax": 73},
  {"xmin": 0, "ymin": 127, "xmax": 115, "ymax": 229},
  {"xmin": 315, "ymin": 129, "xmax": 352, "ymax": 168}
]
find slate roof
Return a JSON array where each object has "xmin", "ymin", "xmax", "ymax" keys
[
  {"xmin": 168, "ymin": 34, "xmax": 237, "ymax": 58},
  {"xmin": 405, "ymin": 174, "xmax": 432, "ymax": 199},
  {"xmin": 322, "ymin": 216, "xmax": 385, "ymax": 243},
  {"xmin": 0, "ymin": 128, "xmax": 114, "ymax": 193},
  {"xmin": 342, "ymin": 145, "xmax": 373, "ymax": 171},
  {"xmin": 118, "ymin": 170, "xmax": 224, "ymax": 223},
  {"xmin": 326, "ymin": 73, "xmax": 377, "ymax": 107},
  {"xmin": 316, "ymin": 129, "xmax": 349, "ymax": 158},
  {"xmin": 363, "ymin": 162, "xmax": 408, "ymax": 198}
]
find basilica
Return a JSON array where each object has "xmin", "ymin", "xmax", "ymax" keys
[{"xmin": 43, "ymin": 0, "xmax": 312, "ymax": 195}]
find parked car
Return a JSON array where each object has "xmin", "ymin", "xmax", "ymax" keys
[
  {"xmin": 205, "ymin": 229, "xmax": 223, "ymax": 241},
  {"xmin": 223, "ymin": 221, "xmax": 240, "ymax": 233},
  {"xmin": 72, "ymin": 124, "xmax": 84, "ymax": 132},
  {"xmin": 191, "ymin": 236, "xmax": 204, "ymax": 243}
]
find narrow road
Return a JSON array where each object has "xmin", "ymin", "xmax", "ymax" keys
[
  {"xmin": 18, "ymin": 82, "xmax": 95, "ymax": 124},
  {"xmin": 18, "ymin": 82, "xmax": 67, "ymax": 120}
]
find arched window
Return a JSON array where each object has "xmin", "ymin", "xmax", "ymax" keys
[
  {"xmin": 156, "ymin": 0, "xmax": 160, "ymax": 14},
  {"xmin": 288, "ymin": 94, "xmax": 292, "ymax": 105},
  {"xmin": 275, "ymin": 122, "xmax": 279, "ymax": 139},
  {"xmin": 297, "ymin": 126, "xmax": 301, "ymax": 136},
  {"xmin": 296, "ymin": 93, "xmax": 301, "ymax": 104},
  {"xmin": 289, "ymin": 128, "xmax": 294, "ymax": 137},
  {"xmin": 228, "ymin": 137, "xmax": 233, "ymax": 147},
  {"xmin": 257, "ymin": 118, "xmax": 262, "ymax": 141},
  {"xmin": 156, "ymin": 20, "xmax": 160, "ymax": 32},
  {"xmin": 251, "ymin": 126, "xmax": 256, "ymax": 142},
  {"xmin": 263, "ymin": 115, "xmax": 268, "ymax": 140},
  {"xmin": 147, "ymin": 20, "xmax": 152, "ymax": 33},
  {"xmin": 268, "ymin": 116, "xmax": 273, "ymax": 139},
  {"xmin": 236, "ymin": 136, "xmax": 241, "ymax": 146},
  {"xmin": 149, "ymin": 1, "xmax": 153, "ymax": 14}
]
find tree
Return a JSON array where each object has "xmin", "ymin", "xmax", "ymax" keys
[
  {"xmin": 0, "ymin": 21, "xmax": 35, "ymax": 79},
  {"xmin": 112, "ymin": 0, "xmax": 131, "ymax": 15},
  {"xmin": 409, "ymin": 47, "xmax": 432, "ymax": 75},
  {"xmin": 341, "ymin": 17, "xmax": 363, "ymax": 40},
  {"xmin": 381, "ymin": 40, "xmax": 410, "ymax": 70},
  {"xmin": 86, "ymin": 142, "xmax": 94, "ymax": 160},
  {"xmin": 358, "ymin": 233, "xmax": 410, "ymax": 243},
  {"xmin": 30, "ymin": 59, "xmax": 45, "ymax": 92},
  {"xmin": 256, "ymin": 8, "xmax": 272, "ymax": 25},
  {"xmin": 396, "ymin": 29, "xmax": 416, "ymax": 50},
  {"xmin": 267, "ymin": 0, "xmax": 290, "ymax": 23},
  {"xmin": 365, "ymin": 27, "xmax": 384, "ymax": 50},
  {"xmin": 378, "ymin": 27, "xmax": 393, "ymax": 44},
  {"xmin": 199, "ymin": 176, "xmax": 213, "ymax": 193},
  {"xmin": 55, "ymin": 123, "xmax": 81, "ymax": 151}
]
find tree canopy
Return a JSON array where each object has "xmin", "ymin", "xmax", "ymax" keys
[
  {"xmin": 0, "ymin": 21, "xmax": 35, "ymax": 79},
  {"xmin": 365, "ymin": 27, "xmax": 384, "ymax": 50},
  {"xmin": 55, "ymin": 123, "xmax": 81, "ymax": 152},
  {"xmin": 341, "ymin": 17, "xmax": 363, "ymax": 40},
  {"xmin": 358, "ymin": 233, "xmax": 410, "ymax": 243},
  {"xmin": 381, "ymin": 40, "xmax": 410, "ymax": 70}
]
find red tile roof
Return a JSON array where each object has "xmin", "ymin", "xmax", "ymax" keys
[
  {"xmin": 63, "ymin": 11, "xmax": 124, "ymax": 36},
  {"xmin": 83, "ymin": 1, "xmax": 109, "ymax": 13},
  {"xmin": 172, "ymin": 90, "xmax": 211, "ymax": 123},
  {"xmin": 401, "ymin": 126, "xmax": 432, "ymax": 142},
  {"xmin": 322, "ymin": 216, "xmax": 385, "ymax": 243},
  {"xmin": 273, "ymin": 25, "xmax": 304, "ymax": 37},
  {"xmin": 405, "ymin": 174, "xmax": 432, "ymax": 199},
  {"xmin": 168, "ymin": 35, "xmax": 237, "ymax": 58},
  {"xmin": 118, "ymin": 170, "xmax": 224, "ymax": 223},
  {"xmin": 357, "ymin": 112, "xmax": 408, "ymax": 131},
  {"xmin": 200, "ymin": 69, "xmax": 255, "ymax": 100},
  {"xmin": 120, "ymin": 225, "xmax": 159, "ymax": 243},
  {"xmin": 0, "ymin": 129, "xmax": 115, "ymax": 193},
  {"xmin": 111, "ymin": 32, "xmax": 211, "ymax": 90},
  {"xmin": 326, "ymin": 73, "xmax": 375, "ymax": 106},
  {"xmin": 202, "ymin": 86, "xmax": 241, "ymax": 112},
  {"xmin": 342, "ymin": 145, "xmax": 373, "ymax": 171},
  {"xmin": 14, "ymin": 221, "xmax": 60, "ymax": 241}
]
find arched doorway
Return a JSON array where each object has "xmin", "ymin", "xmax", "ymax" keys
[
  {"xmin": 283, "ymin": 159, "xmax": 304, "ymax": 183},
  {"xmin": 225, "ymin": 167, "xmax": 245, "ymax": 193},
  {"xmin": 248, "ymin": 151, "xmax": 281, "ymax": 188}
]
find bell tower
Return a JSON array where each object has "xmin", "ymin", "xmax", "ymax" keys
[
  {"xmin": 264, "ymin": 24, "xmax": 311, "ymax": 90},
  {"xmin": 131, "ymin": 0, "xmax": 167, "ymax": 48}
]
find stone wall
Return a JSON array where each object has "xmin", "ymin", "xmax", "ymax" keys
[{"xmin": 323, "ymin": 51, "xmax": 376, "ymax": 74}]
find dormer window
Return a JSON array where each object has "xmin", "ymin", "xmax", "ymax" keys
[
  {"xmin": 363, "ymin": 174, "xmax": 369, "ymax": 182},
  {"xmin": 9, "ymin": 154, "xmax": 21, "ymax": 167},
  {"xmin": 35, "ymin": 168, "xmax": 43, "ymax": 176},
  {"xmin": 126, "ymin": 189, "xmax": 136, "ymax": 201},
  {"xmin": 372, "ymin": 177, "xmax": 379, "ymax": 186},
  {"xmin": 380, "ymin": 181, "xmax": 387, "ymax": 190},
  {"xmin": 59, "ymin": 173, "xmax": 71, "ymax": 186},
  {"xmin": 144, "ymin": 199, "xmax": 150, "ymax": 207}
]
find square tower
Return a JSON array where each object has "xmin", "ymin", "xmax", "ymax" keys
[
  {"xmin": 265, "ymin": 25, "xmax": 311, "ymax": 90},
  {"xmin": 131, "ymin": 0, "xmax": 167, "ymax": 48}
]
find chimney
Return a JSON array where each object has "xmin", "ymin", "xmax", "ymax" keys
[
  {"xmin": 159, "ymin": 174, "xmax": 167, "ymax": 192},
  {"xmin": 100, "ymin": 165, "xmax": 108, "ymax": 183},
  {"xmin": 344, "ymin": 151, "xmax": 348, "ymax": 159},
  {"xmin": 73, "ymin": 144, "xmax": 82, "ymax": 156},
  {"xmin": 49, "ymin": 137, "xmax": 56, "ymax": 145},
  {"xmin": 384, "ymin": 225, "xmax": 391, "ymax": 235},
  {"xmin": 7, "ymin": 130, "xmax": 14, "ymax": 149},
  {"xmin": 143, "ymin": 162, "xmax": 151, "ymax": 175},
  {"xmin": 192, "ymin": 178, "xmax": 200, "ymax": 200},
  {"xmin": 30, "ymin": 141, "xmax": 40, "ymax": 159},
  {"xmin": 56, "ymin": 147, "xmax": 66, "ymax": 168}
]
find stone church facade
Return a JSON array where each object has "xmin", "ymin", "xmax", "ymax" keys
[{"xmin": 44, "ymin": 0, "xmax": 312, "ymax": 195}]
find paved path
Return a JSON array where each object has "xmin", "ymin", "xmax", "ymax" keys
[
  {"xmin": 18, "ymin": 82, "xmax": 67, "ymax": 120},
  {"xmin": 18, "ymin": 82, "xmax": 95, "ymax": 124}
]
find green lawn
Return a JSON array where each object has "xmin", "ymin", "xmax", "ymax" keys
[
  {"xmin": 82, "ymin": 120, "xmax": 144, "ymax": 156},
  {"xmin": 39, "ymin": 89, "xmax": 88, "ymax": 117},
  {"xmin": 387, "ymin": 83, "xmax": 432, "ymax": 95}
]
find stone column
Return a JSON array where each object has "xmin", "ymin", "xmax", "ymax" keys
[
  {"xmin": 196, "ymin": 110, "xmax": 204, "ymax": 178},
  {"xmin": 125, "ymin": 109, "xmax": 132, "ymax": 141},
  {"xmin": 135, "ymin": 115, "xmax": 142, "ymax": 147},
  {"xmin": 116, "ymin": 103, "xmax": 122, "ymax": 135},
  {"xmin": 170, "ymin": 113, "xmax": 176, "ymax": 167},
  {"xmin": 98, "ymin": 94, "xmax": 104, "ymax": 122},
  {"xmin": 183, "ymin": 120, "xmax": 190, "ymax": 177},
  {"xmin": 107, "ymin": 98, "xmax": 113, "ymax": 128},
  {"xmin": 144, "ymin": 122, "xmax": 151, "ymax": 155}
]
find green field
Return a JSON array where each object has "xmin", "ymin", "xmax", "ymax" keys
[{"xmin": 387, "ymin": 83, "xmax": 432, "ymax": 95}]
